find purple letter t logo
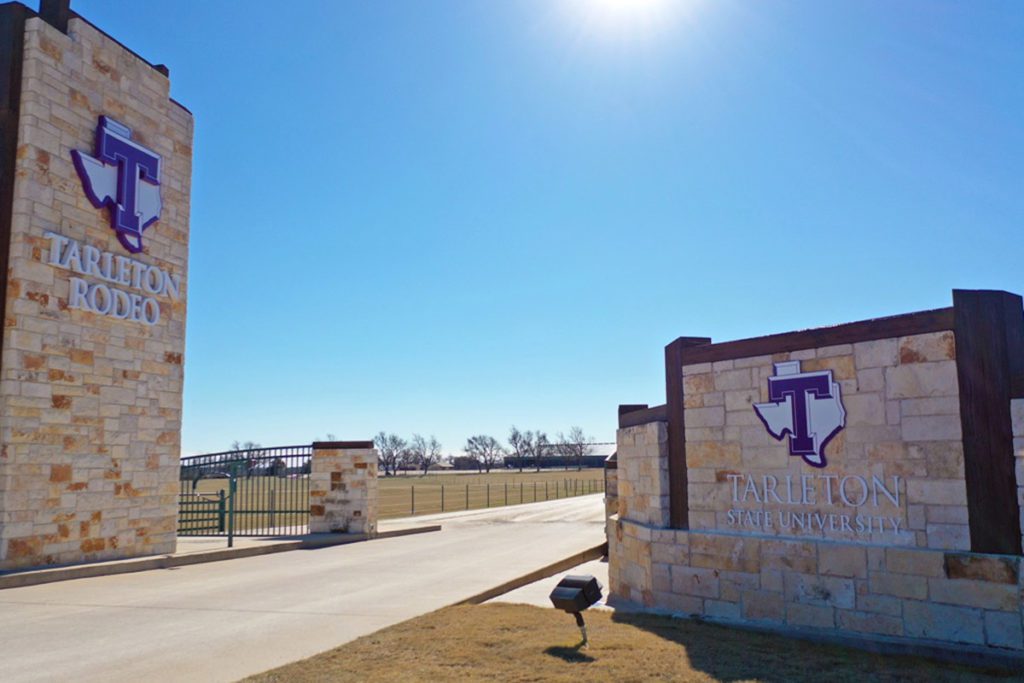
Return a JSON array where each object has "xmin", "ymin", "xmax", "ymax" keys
[
  {"xmin": 72, "ymin": 117, "xmax": 162, "ymax": 254},
  {"xmin": 752, "ymin": 361, "xmax": 847, "ymax": 467}
]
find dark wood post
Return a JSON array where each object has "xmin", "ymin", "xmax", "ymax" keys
[
  {"xmin": 0, "ymin": 3, "xmax": 30, "ymax": 385},
  {"xmin": 665, "ymin": 336, "xmax": 711, "ymax": 529},
  {"xmin": 39, "ymin": 0, "xmax": 71, "ymax": 33},
  {"xmin": 953, "ymin": 289, "xmax": 1024, "ymax": 555}
]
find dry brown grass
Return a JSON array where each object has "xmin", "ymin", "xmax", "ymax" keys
[
  {"xmin": 377, "ymin": 470, "xmax": 604, "ymax": 518},
  {"xmin": 245, "ymin": 604, "xmax": 1018, "ymax": 682}
]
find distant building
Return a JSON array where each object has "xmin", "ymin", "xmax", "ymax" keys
[{"xmin": 503, "ymin": 443, "xmax": 615, "ymax": 470}]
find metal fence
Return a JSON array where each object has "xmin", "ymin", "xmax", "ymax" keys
[
  {"xmin": 179, "ymin": 445, "xmax": 607, "ymax": 537},
  {"xmin": 378, "ymin": 476, "xmax": 605, "ymax": 519},
  {"xmin": 179, "ymin": 445, "xmax": 312, "ymax": 538}
]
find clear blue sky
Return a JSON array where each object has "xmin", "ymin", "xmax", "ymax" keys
[{"xmin": 72, "ymin": 0, "xmax": 1023, "ymax": 456}]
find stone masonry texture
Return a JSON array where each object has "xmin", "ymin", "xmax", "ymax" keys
[
  {"xmin": 309, "ymin": 446, "xmax": 378, "ymax": 535},
  {"xmin": 610, "ymin": 331, "xmax": 1024, "ymax": 653},
  {"xmin": 683, "ymin": 332, "xmax": 968, "ymax": 551},
  {"xmin": 0, "ymin": 17, "xmax": 192, "ymax": 569}
]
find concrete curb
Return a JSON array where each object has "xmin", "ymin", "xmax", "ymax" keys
[
  {"xmin": 0, "ymin": 525, "xmax": 442, "ymax": 590},
  {"xmin": 455, "ymin": 542, "xmax": 608, "ymax": 606},
  {"xmin": 302, "ymin": 525, "xmax": 442, "ymax": 548}
]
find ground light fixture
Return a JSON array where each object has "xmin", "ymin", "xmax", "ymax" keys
[{"xmin": 549, "ymin": 574, "xmax": 603, "ymax": 647}]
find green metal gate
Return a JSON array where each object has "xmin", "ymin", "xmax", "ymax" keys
[
  {"xmin": 178, "ymin": 445, "xmax": 311, "ymax": 538},
  {"xmin": 178, "ymin": 490, "xmax": 226, "ymax": 534}
]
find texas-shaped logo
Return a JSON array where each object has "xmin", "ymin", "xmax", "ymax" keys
[
  {"xmin": 753, "ymin": 360, "xmax": 846, "ymax": 468},
  {"xmin": 72, "ymin": 116, "xmax": 162, "ymax": 254}
]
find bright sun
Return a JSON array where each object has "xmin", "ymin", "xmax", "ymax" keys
[
  {"xmin": 566, "ymin": 0, "xmax": 689, "ymax": 40},
  {"xmin": 594, "ymin": 0, "xmax": 671, "ymax": 14}
]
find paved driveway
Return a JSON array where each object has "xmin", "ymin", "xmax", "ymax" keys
[{"xmin": 0, "ymin": 494, "xmax": 605, "ymax": 683}]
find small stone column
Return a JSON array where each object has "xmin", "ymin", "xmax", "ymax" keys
[
  {"xmin": 616, "ymin": 420, "xmax": 670, "ymax": 527},
  {"xmin": 609, "ymin": 420, "xmax": 668, "ymax": 607},
  {"xmin": 309, "ymin": 441, "xmax": 378, "ymax": 535}
]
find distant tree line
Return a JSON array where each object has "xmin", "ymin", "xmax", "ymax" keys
[
  {"xmin": 372, "ymin": 426, "xmax": 597, "ymax": 477},
  {"xmin": 214, "ymin": 429, "xmax": 600, "ymax": 479},
  {"xmin": 373, "ymin": 433, "xmax": 443, "ymax": 477}
]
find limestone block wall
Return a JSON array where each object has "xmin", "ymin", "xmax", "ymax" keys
[
  {"xmin": 609, "ymin": 422, "xmax": 667, "ymax": 606},
  {"xmin": 615, "ymin": 421, "xmax": 669, "ymax": 528},
  {"xmin": 611, "ymin": 510, "xmax": 1023, "ymax": 651},
  {"xmin": 0, "ymin": 15, "xmax": 192, "ymax": 569},
  {"xmin": 309, "ymin": 443, "xmax": 378, "ymax": 535},
  {"xmin": 609, "ymin": 421, "xmax": 1024, "ymax": 652},
  {"xmin": 684, "ymin": 331, "xmax": 968, "ymax": 550}
]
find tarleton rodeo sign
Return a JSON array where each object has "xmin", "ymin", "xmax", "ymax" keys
[
  {"xmin": 610, "ymin": 290, "xmax": 1024, "ymax": 653},
  {"xmin": 47, "ymin": 115, "xmax": 182, "ymax": 326},
  {"xmin": 0, "ymin": 2, "xmax": 192, "ymax": 570}
]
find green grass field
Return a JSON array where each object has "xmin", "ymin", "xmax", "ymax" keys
[{"xmin": 179, "ymin": 469, "xmax": 606, "ymax": 534}]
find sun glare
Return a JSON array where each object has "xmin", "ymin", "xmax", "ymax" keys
[{"xmin": 566, "ymin": 0, "xmax": 689, "ymax": 39}]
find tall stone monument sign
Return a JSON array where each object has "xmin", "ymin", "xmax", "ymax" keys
[{"xmin": 0, "ymin": 1, "xmax": 192, "ymax": 569}]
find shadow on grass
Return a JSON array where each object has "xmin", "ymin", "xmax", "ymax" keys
[
  {"xmin": 608, "ymin": 611, "xmax": 1017, "ymax": 683},
  {"xmin": 544, "ymin": 643, "xmax": 594, "ymax": 663}
]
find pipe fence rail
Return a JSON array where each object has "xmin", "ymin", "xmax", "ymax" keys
[{"xmin": 378, "ymin": 476, "xmax": 605, "ymax": 519}]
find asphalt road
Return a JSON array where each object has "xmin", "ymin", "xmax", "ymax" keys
[{"xmin": 0, "ymin": 494, "xmax": 605, "ymax": 683}]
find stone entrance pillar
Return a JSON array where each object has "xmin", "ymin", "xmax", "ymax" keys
[
  {"xmin": 0, "ymin": 5, "xmax": 192, "ymax": 570},
  {"xmin": 309, "ymin": 441, "xmax": 378, "ymax": 535}
]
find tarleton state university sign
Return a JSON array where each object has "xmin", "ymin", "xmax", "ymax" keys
[
  {"xmin": 611, "ymin": 293, "xmax": 1024, "ymax": 653},
  {"xmin": 665, "ymin": 329, "xmax": 971, "ymax": 549},
  {"xmin": 722, "ymin": 359, "xmax": 903, "ymax": 539},
  {"xmin": 724, "ymin": 473, "xmax": 904, "ymax": 535}
]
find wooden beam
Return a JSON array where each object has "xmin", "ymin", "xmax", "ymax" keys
[
  {"xmin": 665, "ymin": 336, "xmax": 712, "ymax": 529},
  {"xmin": 39, "ymin": 0, "xmax": 70, "ymax": 33},
  {"xmin": 618, "ymin": 404, "xmax": 649, "ymax": 419},
  {"xmin": 0, "ymin": 4, "xmax": 29, "ymax": 389},
  {"xmin": 618, "ymin": 404, "xmax": 667, "ymax": 429},
  {"xmin": 681, "ymin": 307, "xmax": 954, "ymax": 365},
  {"xmin": 311, "ymin": 441, "xmax": 374, "ymax": 450},
  {"xmin": 953, "ymin": 289, "xmax": 1023, "ymax": 555}
]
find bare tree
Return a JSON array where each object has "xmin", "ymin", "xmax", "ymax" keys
[
  {"xmin": 398, "ymin": 444, "xmax": 417, "ymax": 474},
  {"xmin": 464, "ymin": 435, "xmax": 506, "ymax": 473},
  {"xmin": 374, "ymin": 432, "xmax": 406, "ymax": 477},
  {"xmin": 557, "ymin": 426, "xmax": 594, "ymax": 471},
  {"xmin": 532, "ymin": 431, "xmax": 550, "ymax": 472},
  {"xmin": 426, "ymin": 436, "xmax": 442, "ymax": 474},
  {"xmin": 229, "ymin": 441, "xmax": 263, "ymax": 477},
  {"xmin": 508, "ymin": 427, "xmax": 529, "ymax": 473},
  {"xmin": 409, "ymin": 434, "xmax": 442, "ymax": 475},
  {"xmin": 508, "ymin": 428, "xmax": 551, "ymax": 472}
]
